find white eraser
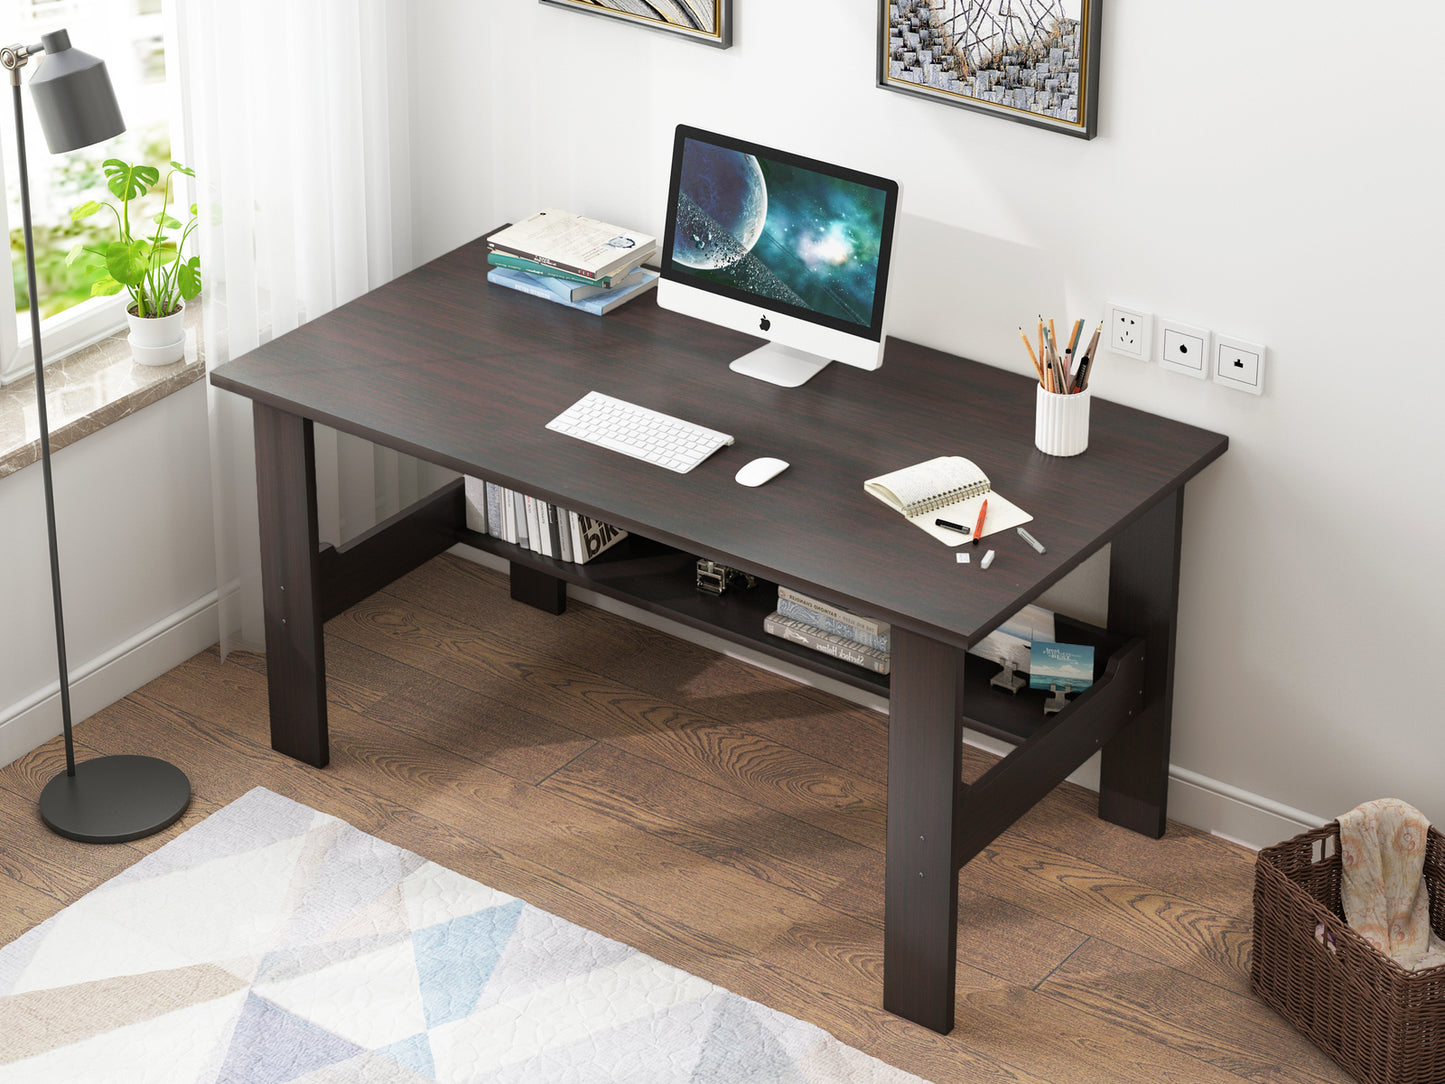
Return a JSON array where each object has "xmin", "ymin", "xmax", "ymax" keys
[
  {"xmin": 956, "ymin": 552, "xmax": 969, "ymax": 563},
  {"xmin": 981, "ymin": 549, "xmax": 996, "ymax": 569}
]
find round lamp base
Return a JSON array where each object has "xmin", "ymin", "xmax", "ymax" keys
[{"xmin": 39, "ymin": 755, "xmax": 191, "ymax": 844}]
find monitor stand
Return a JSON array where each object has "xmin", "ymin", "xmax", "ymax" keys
[{"xmin": 729, "ymin": 342, "xmax": 832, "ymax": 388}]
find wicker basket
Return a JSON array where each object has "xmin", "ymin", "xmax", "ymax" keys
[{"xmin": 1251, "ymin": 821, "xmax": 1445, "ymax": 1084}]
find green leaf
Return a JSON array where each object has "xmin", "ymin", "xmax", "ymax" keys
[
  {"xmin": 89, "ymin": 277, "xmax": 124, "ymax": 298},
  {"xmin": 70, "ymin": 200, "xmax": 105, "ymax": 221},
  {"xmin": 154, "ymin": 213, "xmax": 182, "ymax": 230},
  {"xmin": 104, "ymin": 239, "xmax": 151, "ymax": 286},
  {"xmin": 178, "ymin": 256, "xmax": 201, "ymax": 300},
  {"xmin": 170, "ymin": 161, "xmax": 195, "ymax": 177},
  {"xmin": 104, "ymin": 159, "xmax": 160, "ymax": 201}
]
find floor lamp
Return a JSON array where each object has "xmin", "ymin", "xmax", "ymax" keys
[{"xmin": 4, "ymin": 29, "xmax": 190, "ymax": 843}]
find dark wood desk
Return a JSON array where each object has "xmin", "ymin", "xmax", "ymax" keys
[{"xmin": 210, "ymin": 237, "xmax": 1227, "ymax": 1034}]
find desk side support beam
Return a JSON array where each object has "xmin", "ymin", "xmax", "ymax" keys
[
  {"xmin": 1099, "ymin": 490, "xmax": 1184, "ymax": 836},
  {"xmin": 253, "ymin": 402, "xmax": 329, "ymax": 768},
  {"xmin": 883, "ymin": 626, "xmax": 963, "ymax": 1034}
]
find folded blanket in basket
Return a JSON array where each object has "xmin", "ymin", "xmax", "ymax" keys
[{"xmin": 1338, "ymin": 797, "xmax": 1445, "ymax": 971}]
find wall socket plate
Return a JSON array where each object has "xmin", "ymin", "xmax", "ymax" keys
[
  {"xmin": 1157, "ymin": 318, "xmax": 1211, "ymax": 379},
  {"xmin": 1105, "ymin": 303, "xmax": 1152, "ymax": 360},
  {"xmin": 1214, "ymin": 334, "xmax": 1266, "ymax": 395}
]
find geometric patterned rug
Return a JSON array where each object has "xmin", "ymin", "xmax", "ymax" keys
[{"xmin": 0, "ymin": 788, "xmax": 931, "ymax": 1082}]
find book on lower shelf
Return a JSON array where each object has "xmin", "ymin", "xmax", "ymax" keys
[
  {"xmin": 763, "ymin": 611, "xmax": 891, "ymax": 675},
  {"xmin": 774, "ymin": 587, "xmax": 890, "ymax": 651},
  {"xmin": 463, "ymin": 478, "xmax": 627, "ymax": 565}
]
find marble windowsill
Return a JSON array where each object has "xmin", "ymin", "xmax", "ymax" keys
[{"xmin": 0, "ymin": 308, "xmax": 206, "ymax": 481}]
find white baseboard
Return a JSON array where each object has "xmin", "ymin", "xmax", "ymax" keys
[
  {"xmin": 0, "ymin": 592, "xmax": 220, "ymax": 770},
  {"xmin": 450, "ymin": 544, "xmax": 1325, "ymax": 851}
]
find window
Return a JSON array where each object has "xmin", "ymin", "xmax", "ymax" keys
[{"xmin": 0, "ymin": 0, "xmax": 173, "ymax": 384}]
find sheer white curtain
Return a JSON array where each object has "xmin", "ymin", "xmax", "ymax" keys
[{"xmin": 175, "ymin": 0, "xmax": 433, "ymax": 654}]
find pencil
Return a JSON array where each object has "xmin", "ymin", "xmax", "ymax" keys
[{"xmin": 1019, "ymin": 327, "xmax": 1045, "ymax": 386}]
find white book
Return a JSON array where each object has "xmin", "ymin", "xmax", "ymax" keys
[
  {"xmin": 463, "ymin": 476, "xmax": 488, "ymax": 534},
  {"xmin": 512, "ymin": 491, "xmax": 528, "ymax": 549},
  {"xmin": 864, "ymin": 455, "xmax": 1031, "ymax": 545},
  {"xmin": 524, "ymin": 495, "xmax": 544, "ymax": 556}
]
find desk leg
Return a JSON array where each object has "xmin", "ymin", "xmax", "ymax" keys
[
  {"xmin": 1099, "ymin": 490, "xmax": 1183, "ymax": 837},
  {"xmin": 252, "ymin": 402, "xmax": 329, "ymax": 768},
  {"xmin": 883, "ymin": 626, "xmax": 962, "ymax": 1034}
]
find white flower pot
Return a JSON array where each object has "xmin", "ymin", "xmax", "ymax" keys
[{"xmin": 127, "ymin": 300, "xmax": 186, "ymax": 366}]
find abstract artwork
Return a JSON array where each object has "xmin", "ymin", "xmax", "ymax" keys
[
  {"xmin": 540, "ymin": 0, "xmax": 732, "ymax": 48},
  {"xmin": 878, "ymin": 0, "xmax": 1102, "ymax": 138}
]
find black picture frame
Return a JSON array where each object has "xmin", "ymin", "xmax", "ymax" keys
[
  {"xmin": 878, "ymin": 0, "xmax": 1102, "ymax": 139},
  {"xmin": 540, "ymin": 0, "xmax": 732, "ymax": 49}
]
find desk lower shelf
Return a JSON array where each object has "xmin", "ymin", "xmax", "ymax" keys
[{"xmin": 455, "ymin": 527, "xmax": 1131, "ymax": 750}]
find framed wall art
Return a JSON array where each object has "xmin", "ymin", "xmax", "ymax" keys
[
  {"xmin": 878, "ymin": 0, "xmax": 1101, "ymax": 138},
  {"xmin": 540, "ymin": 0, "xmax": 732, "ymax": 49}
]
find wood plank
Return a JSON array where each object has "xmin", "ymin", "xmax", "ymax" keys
[
  {"xmin": 961, "ymin": 831, "xmax": 1255, "ymax": 996},
  {"xmin": 1037, "ymin": 937, "xmax": 1355, "ymax": 1084}
]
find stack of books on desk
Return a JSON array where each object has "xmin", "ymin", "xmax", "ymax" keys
[
  {"xmin": 486, "ymin": 208, "xmax": 658, "ymax": 315},
  {"xmin": 763, "ymin": 586, "xmax": 891, "ymax": 675},
  {"xmin": 464, "ymin": 477, "xmax": 626, "ymax": 564}
]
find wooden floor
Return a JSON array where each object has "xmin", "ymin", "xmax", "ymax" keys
[{"xmin": 0, "ymin": 554, "xmax": 1348, "ymax": 1083}]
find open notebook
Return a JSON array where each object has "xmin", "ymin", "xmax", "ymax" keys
[{"xmin": 864, "ymin": 455, "xmax": 1031, "ymax": 545}]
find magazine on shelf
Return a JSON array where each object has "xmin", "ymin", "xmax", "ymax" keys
[{"xmin": 1028, "ymin": 641, "xmax": 1095, "ymax": 693}]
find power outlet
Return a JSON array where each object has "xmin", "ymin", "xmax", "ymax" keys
[
  {"xmin": 1105, "ymin": 303, "xmax": 1152, "ymax": 360},
  {"xmin": 1214, "ymin": 334, "xmax": 1266, "ymax": 395},
  {"xmin": 1157, "ymin": 319, "xmax": 1211, "ymax": 379}
]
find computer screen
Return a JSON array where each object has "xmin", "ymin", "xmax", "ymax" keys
[{"xmin": 658, "ymin": 125, "xmax": 899, "ymax": 387}]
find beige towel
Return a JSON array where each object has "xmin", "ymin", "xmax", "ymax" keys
[{"xmin": 1338, "ymin": 798, "xmax": 1445, "ymax": 971}]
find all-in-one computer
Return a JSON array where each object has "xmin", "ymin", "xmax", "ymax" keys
[{"xmin": 658, "ymin": 125, "xmax": 900, "ymax": 388}]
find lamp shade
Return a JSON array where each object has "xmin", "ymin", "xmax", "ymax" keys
[{"xmin": 28, "ymin": 29, "xmax": 124, "ymax": 153}]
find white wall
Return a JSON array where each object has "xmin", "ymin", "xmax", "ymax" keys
[
  {"xmin": 0, "ymin": 382, "xmax": 218, "ymax": 765},
  {"xmin": 405, "ymin": 0, "xmax": 1445, "ymax": 843}
]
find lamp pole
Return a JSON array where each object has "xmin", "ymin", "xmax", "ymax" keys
[
  {"xmin": 4, "ymin": 30, "xmax": 190, "ymax": 843},
  {"xmin": 4, "ymin": 41, "xmax": 76, "ymax": 779}
]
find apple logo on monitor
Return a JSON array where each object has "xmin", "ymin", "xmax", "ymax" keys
[{"xmin": 759, "ymin": 316, "xmax": 770, "ymax": 331}]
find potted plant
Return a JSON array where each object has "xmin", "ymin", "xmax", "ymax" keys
[{"xmin": 68, "ymin": 158, "xmax": 201, "ymax": 365}]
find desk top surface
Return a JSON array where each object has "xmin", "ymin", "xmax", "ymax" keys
[{"xmin": 211, "ymin": 237, "xmax": 1227, "ymax": 648}]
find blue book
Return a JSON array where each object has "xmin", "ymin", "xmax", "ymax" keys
[
  {"xmin": 487, "ymin": 266, "xmax": 657, "ymax": 315},
  {"xmin": 1028, "ymin": 641, "xmax": 1095, "ymax": 693}
]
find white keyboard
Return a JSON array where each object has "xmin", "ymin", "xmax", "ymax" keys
[{"xmin": 546, "ymin": 391, "xmax": 734, "ymax": 473}]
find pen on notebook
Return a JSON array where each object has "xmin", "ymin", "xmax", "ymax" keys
[
  {"xmin": 935, "ymin": 518, "xmax": 970, "ymax": 535},
  {"xmin": 1017, "ymin": 526, "xmax": 1046, "ymax": 553},
  {"xmin": 971, "ymin": 498, "xmax": 988, "ymax": 546}
]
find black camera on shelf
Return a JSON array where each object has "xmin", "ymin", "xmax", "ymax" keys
[{"xmin": 695, "ymin": 558, "xmax": 757, "ymax": 596}]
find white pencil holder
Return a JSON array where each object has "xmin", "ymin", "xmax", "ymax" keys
[{"xmin": 1034, "ymin": 384, "xmax": 1090, "ymax": 456}]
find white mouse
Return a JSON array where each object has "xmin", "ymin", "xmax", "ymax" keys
[{"xmin": 735, "ymin": 456, "xmax": 790, "ymax": 487}]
